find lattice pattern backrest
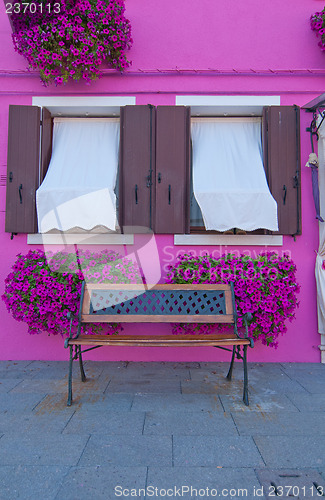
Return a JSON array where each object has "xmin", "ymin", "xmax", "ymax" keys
[{"xmin": 88, "ymin": 289, "xmax": 227, "ymax": 316}]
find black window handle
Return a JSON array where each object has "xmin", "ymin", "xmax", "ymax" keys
[
  {"xmin": 19, "ymin": 184, "xmax": 23, "ymax": 204},
  {"xmin": 135, "ymin": 184, "xmax": 138, "ymax": 204},
  {"xmin": 168, "ymin": 184, "xmax": 171, "ymax": 205},
  {"xmin": 282, "ymin": 184, "xmax": 287, "ymax": 205},
  {"xmin": 158, "ymin": 172, "xmax": 162, "ymax": 183}
]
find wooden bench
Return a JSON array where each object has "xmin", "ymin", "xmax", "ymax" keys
[{"xmin": 64, "ymin": 282, "xmax": 254, "ymax": 406}]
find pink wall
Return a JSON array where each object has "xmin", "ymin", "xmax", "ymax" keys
[{"xmin": 0, "ymin": 0, "xmax": 323, "ymax": 361}]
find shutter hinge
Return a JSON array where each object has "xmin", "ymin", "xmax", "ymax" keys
[
  {"xmin": 10, "ymin": 232, "xmax": 17, "ymax": 240},
  {"xmin": 293, "ymin": 174, "xmax": 299, "ymax": 188}
]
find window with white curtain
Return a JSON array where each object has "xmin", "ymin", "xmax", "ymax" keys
[
  {"xmin": 190, "ymin": 117, "xmax": 278, "ymax": 232},
  {"xmin": 36, "ymin": 117, "xmax": 120, "ymax": 233}
]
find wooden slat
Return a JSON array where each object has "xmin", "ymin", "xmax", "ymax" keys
[
  {"xmin": 224, "ymin": 289, "xmax": 233, "ymax": 315},
  {"xmin": 68, "ymin": 334, "xmax": 251, "ymax": 347},
  {"xmin": 81, "ymin": 314, "xmax": 234, "ymax": 323},
  {"xmin": 40, "ymin": 107, "xmax": 52, "ymax": 184},
  {"xmin": 85, "ymin": 283, "xmax": 232, "ymax": 291}
]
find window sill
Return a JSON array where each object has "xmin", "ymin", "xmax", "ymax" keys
[
  {"xmin": 27, "ymin": 233, "xmax": 134, "ymax": 245},
  {"xmin": 174, "ymin": 234, "xmax": 283, "ymax": 246}
]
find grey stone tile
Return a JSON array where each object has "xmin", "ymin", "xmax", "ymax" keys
[
  {"xmin": 55, "ymin": 466, "xmax": 147, "ymax": 500},
  {"xmin": 0, "ymin": 369, "xmax": 40, "ymax": 380},
  {"xmin": 220, "ymin": 394, "xmax": 299, "ymax": 412},
  {"xmin": 254, "ymin": 436, "xmax": 325, "ymax": 467},
  {"xmin": 79, "ymin": 434, "xmax": 172, "ymax": 466},
  {"xmin": 106, "ymin": 379, "xmax": 181, "ymax": 394},
  {"xmin": 0, "ymin": 393, "xmax": 46, "ymax": 412},
  {"xmin": 181, "ymin": 378, "xmax": 245, "ymax": 396},
  {"xmin": 147, "ymin": 467, "xmax": 264, "ymax": 499},
  {"xmin": 289, "ymin": 379, "xmax": 325, "ymax": 394},
  {"xmin": 144, "ymin": 411, "xmax": 237, "ymax": 436},
  {"xmin": 132, "ymin": 393, "xmax": 222, "ymax": 412},
  {"xmin": 0, "ymin": 434, "xmax": 89, "ymax": 466},
  {"xmin": 256, "ymin": 468, "xmax": 325, "ymax": 499},
  {"xmin": 10, "ymin": 373, "xmax": 110, "ymax": 395},
  {"xmin": 173, "ymin": 436, "xmax": 264, "ymax": 467},
  {"xmin": 232, "ymin": 411, "xmax": 325, "ymax": 436},
  {"xmin": 63, "ymin": 410, "xmax": 145, "ymax": 435},
  {"xmin": 0, "ymin": 379, "xmax": 23, "ymax": 393},
  {"xmin": 250, "ymin": 378, "xmax": 308, "ymax": 395},
  {"xmin": 0, "ymin": 465, "xmax": 68, "ymax": 500},
  {"xmin": 281, "ymin": 363, "xmax": 325, "ymax": 371},
  {"xmin": 0, "ymin": 409, "xmax": 74, "ymax": 435},
  {"xmin": 0, "ymin": 361, "xmax": 33, "ymax": 370},
  {"xmin": 286, "ymin": 393, "xmax": 325, "ymax": 411},
  {"xmin": 81, "ymin": 393, "xmax": 134, "ymax": 412}
]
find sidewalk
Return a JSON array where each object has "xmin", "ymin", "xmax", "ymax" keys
[{"xmin": 0, "ymin": 360, "xmax": 324, "ymax": 499}]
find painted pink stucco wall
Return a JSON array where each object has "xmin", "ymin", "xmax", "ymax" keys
[{"xmin": 0, "ymin": 0, "xmax": 324, "ymax": 361}]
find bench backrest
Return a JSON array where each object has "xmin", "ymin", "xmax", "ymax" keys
[{"xmin": 80, "ymin": 283, "xmax": 237, "ymax": 324}]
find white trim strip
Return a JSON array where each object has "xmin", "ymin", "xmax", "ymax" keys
[
  {"xmin": 32, "ymin": 96, "xmax": 136, "ymax": 107},
  {"xmin": 27, "ymin": 234, "xmax": 134, "ymax": 245},
  {"xmin": 191, "ymin": 117, "xmax": 261, "ymax": 123},
  {"xmin": 176, "ymin": 95, "xmax": 281, "ymax": 106},
  {"xmin": 53, "ymin": 117, "xmax": 120, "ymax": 123},
  {"xmin": 174, "ymin": 234, "xmax": 283, "ymax": 246}
]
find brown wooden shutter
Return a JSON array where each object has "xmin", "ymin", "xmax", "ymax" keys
[
  {"xmin": 263, "ymin": 105, "xmax": 301, "ymax": 235},
  {"xmin": 119, "ymin": 105, "xmax": 155, "ymax": 231},
  {"xmin": 154, "ymin": 106, "xmax": 191, "ymax": 234},
  {"xmin": 5, "ymin": 105, "xmax": 41, "ymax": 234},
  {"xmin": 40, "ymin": 107, "xmax": 53, "ymax": 183}
]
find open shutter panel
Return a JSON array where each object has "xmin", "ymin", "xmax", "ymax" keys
[
  {"xmin": 40, "ymin": 107, "xmax": 53, "ymax": 184},
  {"xmin": 263, "ymin": 105, "xmax": 301, "ymax": 236},
  {"xmin": 5, "ymin": 105, "xmax": 41, "ymax": 234},
  {"xmin": 119, "ymin": 105, "xmax": 155, "ymax": 231},
  {"xmin": 154, "ymin": 106, "xmax": 191, "ymax": 234}
]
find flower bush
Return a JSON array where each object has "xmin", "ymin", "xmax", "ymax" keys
[
  {"xmin": 311, "ymin": 9, "xmax": 325, "ymax": 51},
  {"xmin": 2, "ymin": 248, "xmax": 142, "ymax": 336},
  {"xmin": 166, "ymin": 252, "xmax": 300, "ymax": 348},
  {"xmin": 11, "ymin": 0, "xmax": 132, "ymax": 85}
]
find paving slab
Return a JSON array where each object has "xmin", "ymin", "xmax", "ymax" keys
[
  {"xmin": 0, "ymin": 361, "xmax": 33, "ymax": 370},
  {"xmin": 286, "ymin": 393, "xmax": 325, "ymax": 411},
  {"xmin": 131, "ymin": 393, "xmax": 222, "ymax": 412},
  {"xmin": 63, "ymin": 410, "xmax": 145, "ymax": 435},
  {"xmin": 0, "ymin": 465, "xmax": 69, "ymax": 500},
  {"xmin": 0, "ymin": 379, "xmax": 24, "ymax": 393},
  {"xmin": 0, "ymin": 434, "xmax": 89, "ymax": 466},
  {"xmin": 55, "ymin": 466, "xmax": 147, "ymax": 500},
  {"xmin": 173, "ymin": 435, "xmax": 265, "ymax": 467},
  {"xmin": 232, "ymin": 411, "xmax": 325, "ymax": 436},
  {"xmin": 256, "ymin": 469, "xmax": 325, "ymax": 500},
  {"xmin": 281, "ymin": 363, "xmax": 325, "ymax": 371},
  {"xmin": 220, "ymin": 394, "xmax": 299, "ymax": 412},
  {"xmin": 254, "ymin": 436, "xmax": 325, "ymax": 467},
  {"xmin": 147, "ymin": 467, "xmax": 264, "ymax": 499},
  {"xmin": 0, "ymin": 393, "xmax": 46, "ymax": 413},
  {"xmin": 10, "ymin": 373, "xmax": 110, "ymax": 395},
  {"xmin": 144, "ymin": 410, "xmax": 238, "ymax": 436},
  {"xmin": 0, "ymin": 408, "xmax": 75, "ymax": 435},
  {"xmin": 79, "ymin": 434, "xmax": 172, "ymax": 466},
  {"xmin": 106, "ymin": 378, "xmax": 181, "ymax": 393}
]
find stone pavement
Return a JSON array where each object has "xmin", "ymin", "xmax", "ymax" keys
[{"xmin": 0, "ymin": 360, "xmax": 325, "ymax": 499}]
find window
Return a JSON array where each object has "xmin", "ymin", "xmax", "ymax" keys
[{"xmin": 5, "ymin": 103, "xmax": 301, "ymax": 237}]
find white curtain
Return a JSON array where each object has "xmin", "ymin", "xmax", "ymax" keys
[
  {"xmin": 191, "ymin": 118, "xmax": 278, "ymax": 232},
  {"xmin": 36, "ymin": 118, "xmax": 120, "ymax": 232},
  {"xmin": 315, "ymin": 115, "xmax": 325, "ymax": 334}
]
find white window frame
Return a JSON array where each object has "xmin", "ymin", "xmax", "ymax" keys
[
  {"xmin": 175, "ymin": 95, "xmax": 283, "ymax": 247},
  {"xmin": 28, "ymin": 96, "xmax": 136, "ymax": 246}
]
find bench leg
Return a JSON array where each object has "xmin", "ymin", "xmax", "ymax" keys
[
  {"xmin": 67, "ymin": 345, "xmax": 73, "ymax": 406},
  {"xmin": 243, "ymin": 345, "xmax": 249, "ymax": 406},
  {"xmin": 78, "ymin": 346, "xmax": 86, "ymax": 382},
  {"xmin": 226, "ymin": 346, "xmax": 236, "ymax": 380}
]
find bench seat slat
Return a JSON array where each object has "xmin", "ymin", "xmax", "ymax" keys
[
  {"xmin": 68, "ymin": 334, "xmax": 251, "ymax": 347},
  {"xmin": 81, "ymin": 314, "xmax": 234, "ymax": 323}
]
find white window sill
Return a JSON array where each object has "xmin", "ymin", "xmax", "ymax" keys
[
  {"xmin": 27, "ymin": 234, "xmax": 134, "ymax": 245},
  {"xmin": 174, "ymin": 234, "xmax": 283, "ymax": 246}
]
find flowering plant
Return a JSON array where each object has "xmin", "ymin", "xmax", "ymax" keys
[
  {"xmin": 2, "ymin": 248, "xmax": 142, "ymax": 336},
  {"xmin": 311, "ymin": 9, "xmax": 325, "ymax": 51},
  {"xmin": 166, "ymin": 252, "xmax": 300, "ymax": 348},
  {"xmin": 10, "ymin": 0, "xmax": 132, "ymax": 85}
]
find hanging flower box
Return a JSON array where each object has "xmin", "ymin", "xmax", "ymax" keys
[{"xmin": 9, "ymin": 0, "xmax": 133, "ymax": 85}]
